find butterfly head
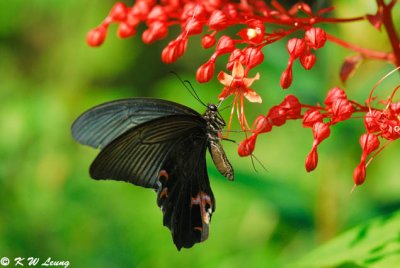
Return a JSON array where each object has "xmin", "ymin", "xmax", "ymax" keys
[{"xmin": 204, "ymin": 104, "xmax": 226, "ymax": 135}]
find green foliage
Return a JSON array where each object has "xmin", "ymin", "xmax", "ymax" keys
[
  {"xmin": 294, "ymin": 211, "xmax": 400, "ymax": 268},
  {"xmin": 0, "ymin": 0, "xmax": 399, "ymax": 267}
]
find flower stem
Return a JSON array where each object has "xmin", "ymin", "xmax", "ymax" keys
[{"xmin": 326, "ymin": 33, "xmax": 395, "ymax": 63}]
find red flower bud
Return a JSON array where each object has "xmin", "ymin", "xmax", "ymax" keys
[
  {"xmin": 280, "ymin": 67, "xmax": 293, "ymax": 89},
  {"xmin": 287, "ymin": 38, "xmax": 306, "ymax": 59},
  {"xmin": 280, "ymin": 95, "xmax": 301, "ymax": 118},
  {"xmin": 196, "ymin": 59, "xmax": 215, "ymax": 83},
  {"xmin": 142, "ymin": 21, "xmax": 168, "ymax": 43},
  {"xmin": 313, "ymin": 122, "xmax": 330, "ymax": 144},
  {"xmin": 241, "ymin": 47, "xmax": 264, "ymax": 69},
  {"xmin": 223, "ymin": 3, "xmax": 238, "ymax": 19},
  {"xmin": 109, "ymin": 2, "xmax": 128, "ymax": 21},
  {"xmin": 161, "ymin": 37, "xmax": 187, "ymax": 63},
  {"xmin": 183, "ymin": 19, "xmax": 203, "ymax": 35},
  {"xmin": 202, "ymin": 34, "xmax": 216, "ymax": 49},
  {"xmin": 131, "ymin": 0, "xmax": 152, "ymax": 21},
  {"xmin": 118, "ymin": 22, "xmax": 136, "ymax": 38},
  {"xmin": 87, "ymin": 26, "xmax": 107, "ymax": 47},
  {"xmin": 209, "ymin": 10, "xmax": 228, "ymax": 30},
  {"xmin": 147, "ymin": 5, "xmax": 167, "ymax": 23},
  {"xmin": 303, "ymin": 109, "xmax": 323, "ymax": 128},
  {"xmin": 353, "ymin": 162, "xmax": 366, "ymax": 185},
  {"xmin": 305, "ymin": 148, "xmax": 318, "ymax": 172},
  {"xmin": 380, "ymin": 119, "xmax": 400, "ymax": 140},
  {"xmin": 300, "ymin": 53, "xmax": 316, "ymax": 70},
  {"xmin": 305, "ymin": 28, "xmax": 327, "ymax": 50},
  {"xmin": 227, "ymin": 49, "xmax": 244, "ymax": 70},
  {"xmin": 216, "ymin": 35, "xmax": 235, "ymax": 55},
  {"xmin": 331, "ymin": 99, "xmax": 354, "ymax": 122},
  {"xmin": 324, "ymin": 87, "xmax": 347, "ymax": 107},
  {"xmin": 267, "ymin": 106, "xmax": 286, "ymax": 126},
  {"xmin": 390, "ymin": 101, "xmax": 400, "ymax": 113},
  {"xmin": 359, "ymin": 133, "xmax": 380, "ymax": 155},
  {"xmin": 364, "ymin": 110, "xmax": 382, "ymax": 133},
  {"xmin": 238, "ymin": 134, "xmax": 257, "ymax": 157},
  {"xmin": 252, "ymin": 115, "xmax": 272, "ymax": 134},
  {"xmin": 181, "ymin": 3, "xmax": 206, "ymax": 22}
]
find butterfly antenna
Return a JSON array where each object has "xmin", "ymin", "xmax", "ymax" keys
[
  {"xmin": 184, "ymin": 79, "xmax": 207, "ymax": 107},
  {"xmin": 170, "ymin": 71, "xmax": 207, "ymax": 107}
]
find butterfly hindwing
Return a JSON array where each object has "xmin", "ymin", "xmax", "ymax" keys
[
  {"xmin": 89, "ymin": 114, "xmax": 207, "ymax": 188},
  {"xmin": 156, "ymin": 131, "xmax": 215, "ymax": 249}
]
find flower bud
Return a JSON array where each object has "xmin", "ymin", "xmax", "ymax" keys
[
  {"xmin": 242, "ymin": 47, "xmax": 264, "ymax": 69},
  {"xmin": 353, "ymin": 162, "xmax": 366, "ymax": 185},
  {"xmin": 305, "ymin": 27, "xmax": 327, "ymax": 49},
  {"xmin": 216, "ymin": 35, "xmax": 235, "ymax": 55},
  {"xmin": 302, "ymin": 109, "xmax": 323, "ymax": 128},
  {"xmin": 147, "ymin": 5, "xmax": 167, "ymax": 23},
  {"xmin": 161, "ymin": 37, "xmax": 187, "ymax": 63},
  {"xmin": 300, "ymin": 53, "xmax": 316, "ymax": 70},
  {"xmin": 267, "ymin": 106, "xmax": 286, "ymax": 126},
  {"xmin": 359, "ymin": 133, "xmax": 379, "ymax": 155},
  {"xmin": 118, "ymin": 22, "xmax": 136, "ymax": 38},
  {"xmin": 209, "ymin": 10, "xmax": 228, "ymax": 30},
  {"xmin": 313, "ymin": 122, "xmax": 330, "ymax": 144},
  {"xmin": 196, "ymin": 59, "xmax": 215, "ymax": 83},
  {"xmin": 280, "ymin": 94, "xmax": 301, "ymax": 118},
  {"xmin": 324, "ymin": 87, "xmax": 347, "ymax": 106},
  {"xmin": 280, "ymin": 67, "xmax": 293, "ymax": 89},
  {"xmin": 87, "ymin": 26, "xmax": 107, "ymax": 47},
  {"xmin": 252, "ymin": 115, "xmax": 272, "ymax": 134},
  {"xmin": 331, "ymin": 98, "xmax": 354, "ymax": 122},
  {"xmin": 202, "ymin": 34, "xmax": 216, "ymax": 49},
  {"xmin": 287, "ymin": 38, "xmax": 306, "ymax": 59},
  {"xmin": 305, "ymin": 148, "xmax": 318, "ymax": 172},
  {"xmin": 364, "ymin": 110, "xmax": 382, "ymax": 133},
  {"xmin": 109, "ymin": 2, "xmax": 128, "ymax": 21},
  {"xmin": 238, "ymin": 134, "xmax": 257, "ymax": 157}
]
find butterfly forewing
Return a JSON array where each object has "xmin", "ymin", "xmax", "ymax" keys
[{"xmin": 71, "ymin": 98, "xmax": 200, "ymax": 149}]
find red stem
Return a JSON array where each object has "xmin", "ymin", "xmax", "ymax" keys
[
  {"xmin": 326, "ymin": 33, "xmax": 395, "ymax": 63},
  {"xmin": 378, "ymin": 0, "xmax": 400, "ymax": 66}
]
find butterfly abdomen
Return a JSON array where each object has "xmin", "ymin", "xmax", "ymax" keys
[{"xmin": 209, "ymin": 140, "xmax": 234, "ymax": 181}]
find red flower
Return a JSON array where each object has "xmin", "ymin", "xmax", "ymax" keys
[{"xmin": 218, "ymin": 61, "xmax": 261, "ymax": 130}]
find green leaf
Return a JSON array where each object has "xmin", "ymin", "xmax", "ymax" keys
[{"xmin": 293, "ymin": 211, "xmax": 400, "ymax": 268}]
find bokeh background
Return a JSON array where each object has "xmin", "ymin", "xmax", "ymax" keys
[{"xmin": 0, "ymin": 0, "xmax": 399, "ymax": 267}]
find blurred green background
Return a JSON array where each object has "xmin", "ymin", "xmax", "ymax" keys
[{"xmin": 0, "ymin": 0, "xmax": 399, "ymax": 267}]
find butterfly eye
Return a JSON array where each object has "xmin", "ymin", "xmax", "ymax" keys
[{"xmin": 209, "ymin": 104, "xmax": 217, "ymax": 112}]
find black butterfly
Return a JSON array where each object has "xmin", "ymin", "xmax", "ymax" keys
[{"xmin": 71, "ymin": 98, "xmax": 234, "ymax": 250}]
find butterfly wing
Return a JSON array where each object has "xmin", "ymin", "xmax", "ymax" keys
[
  {"xmin": 156, "ymin": 131, "xmax": 215, "ymax": 250},
  {"xmin": 89, "ymin": 114, "xmax": 207, "ymax": 189},
  {"xmin": 71, "ymin": 98, "xmax": 200, "ymax": 149}
]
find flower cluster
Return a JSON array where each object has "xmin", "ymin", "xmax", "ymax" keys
[
  {"xmin": 239, "ymin": 83, "xmax": 400, "ymax": 187},
  {"xmin": 281, "ymin": 28, "xmax": 327, "ymax": 89},
  {"xmin": 87, "ymin": 1, "xmax": 400, "ymax": 187},
  {"xmin": 87, "ymin": 1, "xmax": 333, "ymax": 85}
]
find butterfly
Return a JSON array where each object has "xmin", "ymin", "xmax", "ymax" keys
[{"xmin": 71, "ymin": 98, "xmax": 234, "ymax": 250}]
